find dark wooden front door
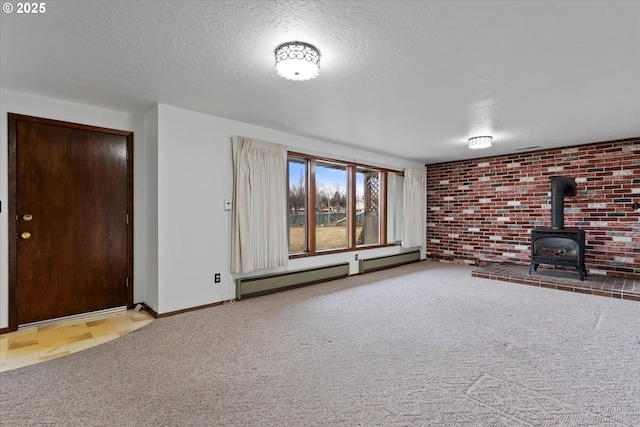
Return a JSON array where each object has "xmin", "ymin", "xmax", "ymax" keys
[{"xmin": 8, "ymin": 114, "xmax": 133, "ymax": 330}]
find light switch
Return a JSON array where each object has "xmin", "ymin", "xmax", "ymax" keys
[{"xmin": 224, "ymin": 198, "xmax": 232, "ymax": 211}]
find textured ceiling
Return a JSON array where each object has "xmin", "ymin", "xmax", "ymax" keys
[{"xmin": 1, "ymin": 0, "xmax": 639, "ymax": 164}]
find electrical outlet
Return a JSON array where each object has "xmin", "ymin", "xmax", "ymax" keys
[
  {"xmin": 355, "ymin": 254, "xmax": 358, "ymax": 261},
  {"xmin": 214, "ymin": 273, "xmax": 221, "ymax": 283}
]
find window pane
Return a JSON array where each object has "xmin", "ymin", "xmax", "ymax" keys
[
  {"xmin": 356, "ymin": 167, "xmax": 380, "ymax": 246},
  {"xmin": 315, "ymin": 161, "xmax": 348, "ymax": 250},
  {"xmin": 387, "ymin": 173, "xmax": 404, "ymax": 242},
  {"xmin": 288, "ymin": 158, "xmax": 307, "ymax": 253}
]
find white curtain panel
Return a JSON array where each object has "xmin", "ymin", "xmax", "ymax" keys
[
  {"xmin": 231, "ymin": 137, "xmax": 288, "ymax": 273},
  {"xmin": 402, "ymin": 168, "xmax": 427, "ymax": 249}
]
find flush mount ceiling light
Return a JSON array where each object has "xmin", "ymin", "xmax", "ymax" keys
[
  {"xmin": 468, "ymin": 135, "xmax": 493, "ymax": 150},
  {"xmin": 274, "ymin": 41, "xmax": 320, "ymax": 81}
]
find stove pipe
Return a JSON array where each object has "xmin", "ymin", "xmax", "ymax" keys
[{"xmin": 549, "ymin": 176, "xmax": 576, "ymax": 229}]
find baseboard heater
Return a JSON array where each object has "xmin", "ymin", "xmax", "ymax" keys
[
  {"xmin": 359, "ymin": 250, "xmax": 421, "ymax": 274},
  {"xmin": 236, "ymin": 263, "xmax": 350, "ymax": 300}
]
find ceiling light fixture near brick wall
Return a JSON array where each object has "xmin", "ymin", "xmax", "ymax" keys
[{"xmin": 468, "ymin": 135, "xmax": 493, "ymax": 149}]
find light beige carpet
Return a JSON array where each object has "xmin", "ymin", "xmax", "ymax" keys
[{"xmin": 1, "ymin": 261, "xmax": 639, "ymax": 426}]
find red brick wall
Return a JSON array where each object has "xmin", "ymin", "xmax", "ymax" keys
[{"xmin": 426, "ymin": 138, "xmax": 640, "ymax": 278}]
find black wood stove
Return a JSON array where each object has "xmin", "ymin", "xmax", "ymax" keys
[
  {"xmin": 530, "ymin": 228, "xmax": 586, "ymax": 280},
  {"xmin": 529, "ymin": 176, "xmax": 588, "ymax": 280}
]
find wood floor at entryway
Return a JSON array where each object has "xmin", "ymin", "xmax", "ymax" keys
[{"xmin": 0, "ymin": 309, "xmax": 154, "ymax": 372}]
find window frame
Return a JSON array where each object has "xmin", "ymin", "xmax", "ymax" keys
[{"xmin": 288, "ymin": 151, "xmax": 403, "ymax": 259}]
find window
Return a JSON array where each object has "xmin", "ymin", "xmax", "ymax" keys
[
  {"xmin": 356, "ymin": 167, "xmax": 380, "ymax": 246},
  {"xmin": 315, "ymin": 161, "xmax": 348, "ymax": 250},
  {"xmin": 288, "ymin": 158, "xmax": 307, "ymax": 253},
  {"xmin": 288, "ymin": 153, "xmax": 403, "ymax": 256}
]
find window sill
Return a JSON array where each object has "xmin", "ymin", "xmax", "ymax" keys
[{"xmin": 289, "ymin": 242, "xmax": 402, "ymax": 259}]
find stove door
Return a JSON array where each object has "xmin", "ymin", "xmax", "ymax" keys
[{"xmin": 533, "ymin": 236, "xmax": 579, "ymax": 258}]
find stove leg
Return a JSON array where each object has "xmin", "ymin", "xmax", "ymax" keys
[{"xmin": 582, "ymin": 265, "xmax": 588, "ymax": 280}]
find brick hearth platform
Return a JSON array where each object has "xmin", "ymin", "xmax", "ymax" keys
[{"xmin": 472, "ymin": 263, "xmax": 640, "ymax": 302}]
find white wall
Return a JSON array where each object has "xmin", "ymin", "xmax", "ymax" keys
[
  {"xmin": 153, "ymin": 104, "xmax": 425, "ymax": 314},
  {"xmin": 0, "ymin": 89, "xmax": 147, "ymax": 329},
  {"xmin": 0, "ymin": 92, "xmax": 426, "ymax": 325},
  {"xmin": 142, "ymin": 105, "xmax": 159, "ymax": 313}
]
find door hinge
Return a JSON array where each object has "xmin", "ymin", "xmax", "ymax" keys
[
  {"xmin": 126, "ymin": 277, "xmax": 129, "ymax": 288},
  {"xmin": 126, "ymin": 214, "xmax": 129, "ymax": 224}
]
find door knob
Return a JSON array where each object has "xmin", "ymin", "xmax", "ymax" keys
[
  {"xmin": 21, "ymin": 232, "xmax": 31, "ymax": 239},
  {"xmin": 23, "ymin": 214, "xmax": 33, "ymax": 221}
]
